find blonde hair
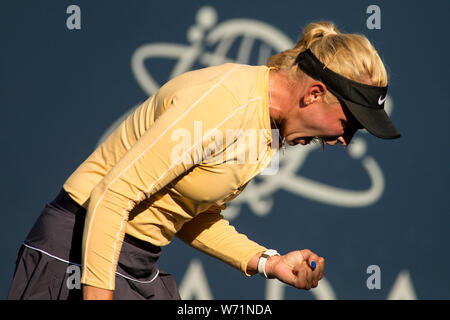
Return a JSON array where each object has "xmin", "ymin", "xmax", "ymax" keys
[{"xmin": 267, "ymin": 21, "xmax": 388, "ymax": 103}]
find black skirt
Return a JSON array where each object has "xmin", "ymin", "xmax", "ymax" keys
[{"xmin": 7, "ymin": 189, "xmax": 181, "ymax": 300}]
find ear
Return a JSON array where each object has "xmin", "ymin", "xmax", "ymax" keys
[{"xmin": 302, "ymin": 82, "xmax": 327, "ymax": 105}]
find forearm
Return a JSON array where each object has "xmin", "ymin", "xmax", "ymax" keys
[{"xmin": 176, "ymin": 212, "xmax": 267, "ymax": 275}]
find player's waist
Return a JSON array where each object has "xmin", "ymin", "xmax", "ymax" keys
[{"xmin": 55, "ymin": 188, "xmax": 160, "ymax": 253}]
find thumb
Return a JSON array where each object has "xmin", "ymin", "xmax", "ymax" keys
[{"xmin": 299, "ymin": 249, "xmax": 316, "ymax": 269}]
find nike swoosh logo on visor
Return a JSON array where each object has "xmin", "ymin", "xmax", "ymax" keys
[{"xmin": 378, "ymin": 95, "xmax": 387, "ymax": 105}]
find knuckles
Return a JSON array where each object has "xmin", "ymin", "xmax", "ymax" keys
[{"xmin": 286, "ymin": 249, "xmax": 325, "ymax": 291}]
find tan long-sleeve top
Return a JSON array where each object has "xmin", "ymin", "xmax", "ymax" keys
[{"xmin": 63, "ymin": 63, "xmax": 277, "ymax": 290}]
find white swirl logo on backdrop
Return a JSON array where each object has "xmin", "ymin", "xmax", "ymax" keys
[
  {"xmin": 98, "ymin": 6, "xmax": 395, "ymax": 219},
  {"xmin": 131, "ymin": 6, "xmax": 292, "ymax": 96}
]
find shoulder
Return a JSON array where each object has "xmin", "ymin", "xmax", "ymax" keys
[
  {"xmin": 151, "ymin": 64, "xmax": 268, "ymax": 128},
  {"xmin": 158, "ymin": 63, "xmax": 268, "ymax": 105}
]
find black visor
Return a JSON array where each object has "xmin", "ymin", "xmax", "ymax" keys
[{"xmin": 295, "ymin": 49, "xmax": 400, "ymax": 139}]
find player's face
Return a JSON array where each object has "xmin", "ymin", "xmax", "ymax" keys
[{"xmin": 281, "ymin": 101, "xmax": 361, "ymax": 147}]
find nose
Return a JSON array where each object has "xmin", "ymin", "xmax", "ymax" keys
[
  {"xmin": 325, "ymin": 138, "xmax": 340, "ymax": 146},
  {"xmin": 324, "ymin": 135, "xmax": 351, "ymax": 147},
  {"xmin": 338, "ymin": 136, "xmax": 348, "ymax": 146}
]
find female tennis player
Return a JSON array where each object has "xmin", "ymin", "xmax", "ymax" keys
[{"xmin": 8, "ymin": 21, "xmax": 400, "ymax": 300}]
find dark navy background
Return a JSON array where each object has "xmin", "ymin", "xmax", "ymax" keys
[{"xmin": 1, "ymin": 0, "xmax": 449, "ymax": 299}]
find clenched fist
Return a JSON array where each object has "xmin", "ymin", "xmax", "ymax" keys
[{"xmin": 265, "ymin": 249, "xmax": 325, "ymax": 290}]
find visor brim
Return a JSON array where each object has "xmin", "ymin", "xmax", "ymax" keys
[{"xmin": 342, "ymin": 99, "xmax": 401, "ymax": 139}]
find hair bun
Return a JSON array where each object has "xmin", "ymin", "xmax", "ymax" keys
[
  {"xmin": 298, "ymin": 21, "xmax": 340, "ymax": 49},
  {"xmin": 266, "ymin": 20, "xmax": 387, "ymax": 88}
]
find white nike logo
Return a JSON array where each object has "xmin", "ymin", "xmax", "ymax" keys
[{"xmin": 378, "ymin": 95, "xmax": 387, "ymax": 105}]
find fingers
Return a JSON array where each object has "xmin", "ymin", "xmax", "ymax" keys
[
  {"xmin": 274, "ymin": 250, "xmax": 325, "ymax": 291},
  {"xmin": 305, "ymin": 263, "xmax": 315, "ymax": 290},
  {"xmin": 298, "ymin": 249, "xmax": 311, "ymax": 262},
  {"xmin": 306, "ymin": 251, "xmax": 320, "ymax": 270},
  {"xmin": 295, "ymin": 250, "xmax": 325, "ymax": 290},
  {"xmin": 316, "ymin": 256, "xmax": 325, "ymax": 280},
  {"xmin": 298, "ymin": 249, "xmax": 320, "ymax": 270},
  {"xmin": 310, "ymin": 256, "xmax": 325, "ymax": 289},
  {"xmin": 291, "ymin": 261, "xmax": 314, "ymax": 290}
]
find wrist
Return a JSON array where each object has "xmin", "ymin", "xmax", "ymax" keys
[
  {"xmin": 257, "ymin": 249, "xmax": 280, "ymax": 278},
  {"xmin": 265, "ymin": 254, "xmax": 281, "ymax": 278}
]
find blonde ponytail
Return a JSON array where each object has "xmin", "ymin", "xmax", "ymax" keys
[{"xmin": 267, "ymin": 21, "xmax": 388, "ymax": 101}]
